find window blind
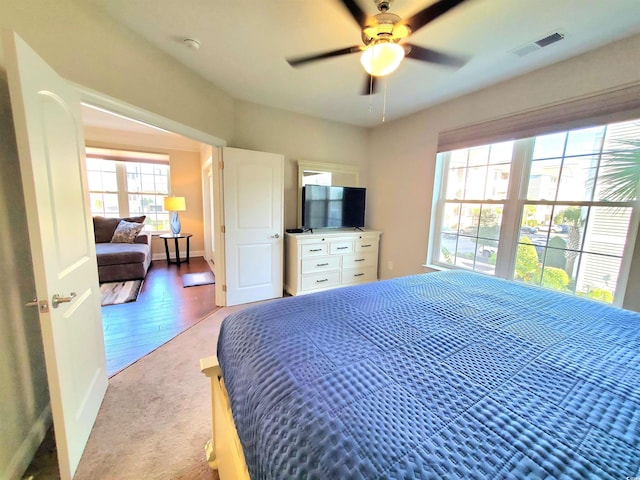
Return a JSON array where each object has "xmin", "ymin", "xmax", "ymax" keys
[
  {"xmin": 437, "ymin": 82, "xmax": 640, "ymax": 152},
  {"xmin": 85, "ymin": 146, "xmax": 169, "ymax": 165}
]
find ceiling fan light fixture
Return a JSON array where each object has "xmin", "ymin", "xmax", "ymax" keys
[{"xmin": 360, "ymin": 42, "xmax": 405, "ymax": 77}]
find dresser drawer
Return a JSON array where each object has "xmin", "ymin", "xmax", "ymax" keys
[
  {"xmin": 341, "ymin": 266, "xmax": 377, "ymax": 285},
  {"xmin": 301, "ymin": 243, "xmax": 328, "ymax": 257},
  {"xmin": 329, "ymin": 241, "xmax": 354, "ymax": 255},
  {"xmin": 355, "ymin": 239, "xmax": 378, "ymax": 252},
  {"xmin": 301, "ymin": 256, "xmax": 340, "ymax": 274},
  {"xmin": 342, "ymin": 252, "xmax": 377, "ymax": 269},
  {"xmin": 301, "ymin": 271, "xmax": 341, "ymax": 291}
]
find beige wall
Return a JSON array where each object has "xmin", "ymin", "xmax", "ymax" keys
[
  {"xmin": 0, "ymin": 0, "xmax": 235, "ymax": 142},
  {"xmin": 166, "ymin": 149, "xmax": 205, "ymax": 257},
  {"xmin": 232, "ymin": 100, "xmax": 369, "ymax": 229},
  {"xmin": 0, "ymin": 74, "xmax": 50, "ymax": 480},
  {"xmin": 2, "ymin": 0, "xmax": 640, "ymax": 477},
  {"xmin": 0, "ymin": 0, "xmax": 233, "ymax": 476},
  {"xmin": 0, "ymin": 3, "xmax": 368, "ymax": 476},
  {"xmin": 367, "ymin": 33, "xmax": 640, "ymax": 284}
]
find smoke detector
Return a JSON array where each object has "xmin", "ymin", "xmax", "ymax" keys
[{"xmin": 183, "ymin": 38, "xmax": 201, "ymax": 51}]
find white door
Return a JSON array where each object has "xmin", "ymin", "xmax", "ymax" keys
[
  {"xmin": 4, "ymin": 32, "xmax": 107, "ymax": 479},
  {"xmin": 223, "ymin": 147, "xmax": 284, "ymax": 306}
]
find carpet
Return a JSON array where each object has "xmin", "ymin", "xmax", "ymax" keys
[
  {"xmin": 73, "ymin": 305, "xmax": 250, "ymax": 480},
  {"xmin": 182, "ymin": 271, "xmax": 215, "ymax": 288},
  {"xmin": 100, "ymin": 280, "xmax": 143, "ymax": 306}
]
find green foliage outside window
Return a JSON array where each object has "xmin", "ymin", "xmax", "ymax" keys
[
  {"xmin": 534, "ymin": 266, "xmax": 569, "ymax": 291},
  {"xmin": 515, "ymin": 237, "xmax": 569, "ymax": 292},
  {"xmin": 514, "ymin": 237, "xmax": 539, "ymax": 283}
]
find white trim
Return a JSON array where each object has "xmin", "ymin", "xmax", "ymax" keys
[
  {"xmin": 73, "ymin": 83, "xmax": 227, "ymax": 148},
  {"xmin": 4, "ymin": 404, "xmax": 52, "ymax": 480},
  {"xmin": 213, "ymin": 148, "xmax": 226, "ymax": 306}
]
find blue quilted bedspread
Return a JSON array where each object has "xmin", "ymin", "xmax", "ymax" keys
[{"xmin": 217, "ymin": 271, "xmax": 640, "ymax": 479}]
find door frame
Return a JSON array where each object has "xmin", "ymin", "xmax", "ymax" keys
[
  {"xmin": 201, "ymin": 153, "xmax": 214, "ymax": 266},
  {"xmin": 74, "ymin": 84, "xmax": 228, "ymax": 306}
]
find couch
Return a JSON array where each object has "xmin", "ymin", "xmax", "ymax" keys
[{"xmin": 93, "ymin": 216, "xmax": 152, "ymax": 283}]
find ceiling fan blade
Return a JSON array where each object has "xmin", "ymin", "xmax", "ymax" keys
[
  {"xmin": 339, "ymin": 0, "xmax": 368, "ymax": 27},
  {"xmin": 287, "ymin": 46, "xmax": 362, "ymax": 67},
  {"xmin": 405, "ymin": 44, "xmax": 467, "ymax": 68},
  {"xmin": 360, "ymin": 75, "xmax": 378, "ymax": 96},
  {"xmin": 404, "ymin": 0, "xmax": 468, "ymax": 34}
]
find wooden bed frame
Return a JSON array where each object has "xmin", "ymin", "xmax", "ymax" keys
[{"xmin": 200, "ymin": 355, "xmax": 251, "ymax": 480}]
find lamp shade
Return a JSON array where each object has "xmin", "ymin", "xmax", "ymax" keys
[
  {"xmin": 360, "ymin": 42, "xmax": 405, "ymax": 77},
  {"xmin": 163, "ymin": 196, "xmax": 186, "ymax": 212}
]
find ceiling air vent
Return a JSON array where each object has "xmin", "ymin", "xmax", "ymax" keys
[
  {"xmin": 511, "ymin": 32, "xmax": 565, "ymax": 57},
  {"xmin": 536, "ymin": 32, "xmax": 565, "ymax": 48}
]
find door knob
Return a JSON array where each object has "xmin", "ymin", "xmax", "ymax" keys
[
  {"xmin": 52, "ymin": 292, "xmax": 76, "ymax": 308},
  {"xmin": 271, "ymin": 233, "xmax": 280, "ymax": 239}
]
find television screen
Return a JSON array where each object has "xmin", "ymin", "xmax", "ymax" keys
[{"xmin": 302, "ymin": 185, "xmax": 366, "ymax": 229}]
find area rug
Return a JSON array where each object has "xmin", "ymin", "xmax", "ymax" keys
[
  {"xmin": 182, "ymin": 271, "xmax": 215, "ymax": 288},
  {"xmin": 100, "ymin": 280, "xmax": 143, "ymax": 306}
]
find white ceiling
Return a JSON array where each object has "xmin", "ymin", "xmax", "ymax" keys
[{"xmin": 84, "ymin": 0, "xmax": 640, "ymax": 128}]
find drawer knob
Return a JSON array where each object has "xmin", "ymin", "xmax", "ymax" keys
[
  {"xmin": 354, "ymin": 273, "xmax": 365, "ymax": 277},
  {"xmin": 355, "ymin": 258, "xmax": 365, "ymax": 262},
  {"xmin": 309, "ymin": 248, "xmax": 322, "ymax": 252},
  {"xmin": 316, "ymin": 263, "xmax": 329, "ymax": 267},
  {"xmin": 361, "ymin": 244, "xmax": 372, "ymax": 248},
  {"xmin": 337, "ymin": 246, "xmax": 348, "ymax": 250},
  {"xmin": 316, "ymin": 278, "xmax": 329, "ymax": 283}
]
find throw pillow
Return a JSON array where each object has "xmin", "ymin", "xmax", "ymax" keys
[
  {"xmin": 111, "ymin": 220, "xmax": 145, "ymax": 243},
  {"xmin": 94, "ymin": 215, "xmax": 146, "ymax": 243}
]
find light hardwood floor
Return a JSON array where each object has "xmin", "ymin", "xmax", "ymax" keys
[{"xmin": 102, "ymin": 256, "xmax": 218, "ymax": 376}]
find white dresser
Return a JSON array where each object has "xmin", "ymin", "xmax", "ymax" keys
[{"xmin": 285, "ymin": 230, "xmax": 381, "ymax": 296}]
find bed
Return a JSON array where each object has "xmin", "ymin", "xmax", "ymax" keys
[{"xmin": 201, "ymin": 270, "xmax": 640, "ymax": 479}]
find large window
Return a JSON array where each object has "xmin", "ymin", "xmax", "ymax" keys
[
  {"xmin": 431, "ymin": 118, "xmax": 640, "ymax": 304},
  {"xmin": 86, "ymin": 148, "xmax": 171, "ymax": 232}
]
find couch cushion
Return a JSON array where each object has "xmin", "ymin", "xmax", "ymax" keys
[
  {"xmin": 95, "ymin": 243, "xmax": 149, "ymax": 267},
  {"xmin": 111, "ymin": 220, "xmax": 145, "ymax": 243},
  {"xmin": 93, "ymin": 215, "xmax": 146, "ymax": 243}
]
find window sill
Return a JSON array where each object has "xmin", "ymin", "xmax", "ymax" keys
[{"xmin": 422, "ymin": 263, "xmax": 446, "ymax": 273}]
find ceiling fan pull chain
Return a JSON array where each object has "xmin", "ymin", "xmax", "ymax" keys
[
  {"xmin": 368, "ymin": 75, "xmax": 373, "ymax": 112},
  {"xmin": 382, "ymin": 76, "xmax": 388, "ymax": 122}
]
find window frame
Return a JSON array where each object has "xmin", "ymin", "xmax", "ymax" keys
[
  {"xmin": 428, "ymin": 124, "xmax": 640, "ymax": 307},
  {"xmin": 86, "ymin": 148, "xmax": 172, "ymax": 232}
]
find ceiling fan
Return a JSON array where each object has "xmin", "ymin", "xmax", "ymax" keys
[{"xmin": 287, "ymin": 0, "xmax": 470, "ymax": 95}]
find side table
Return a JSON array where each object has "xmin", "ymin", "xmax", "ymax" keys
[{"xmin": 159, "ymin": 233, "xmax": 192, "ymax": 266}]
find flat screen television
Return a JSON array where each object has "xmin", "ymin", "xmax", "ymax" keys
[{"xmin": 302, "ymin": 185, "xmax": 366, "ymax": 229}]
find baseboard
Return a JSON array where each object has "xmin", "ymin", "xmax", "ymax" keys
[
  {"xmin": 4, "ymin": 403, "xmax": 52, "ymax": 480},
  {"xmin": 152, "ymin": 249, "xmax": 205, "ymax": 262}
]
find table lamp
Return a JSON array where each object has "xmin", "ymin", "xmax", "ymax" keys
[{"xmin": 164, "ymin": 196, "xmax": 186, "ymax": 235}]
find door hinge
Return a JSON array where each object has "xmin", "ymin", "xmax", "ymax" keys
[
  {"xmin": 221, "ymin": 225, "xmax": 226, "ymax": 233},
  {"xmin": 222, "ymin": 284, "xmax": 227, "ymax": 292},
  {"xmin": 218, "ymin": 159, "xmax": 224, "ymax": 170}
]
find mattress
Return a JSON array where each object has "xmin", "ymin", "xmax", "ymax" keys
[{"xmin": 217, "ymin": 270, "xmax": 640, "ymax": 479}]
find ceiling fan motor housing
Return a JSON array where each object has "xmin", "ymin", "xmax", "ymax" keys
[
  {"xmin": 374, "ymin": 0, "xmax": 394, "ymax": 12},
  {"xmin": 361, "ymin": 12, "xmax": 410, "ymax": 46}
]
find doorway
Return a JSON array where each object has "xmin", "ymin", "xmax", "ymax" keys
[{"xmin": 79, "ymin": 103, "xmax": 223, "ymax": 373}]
